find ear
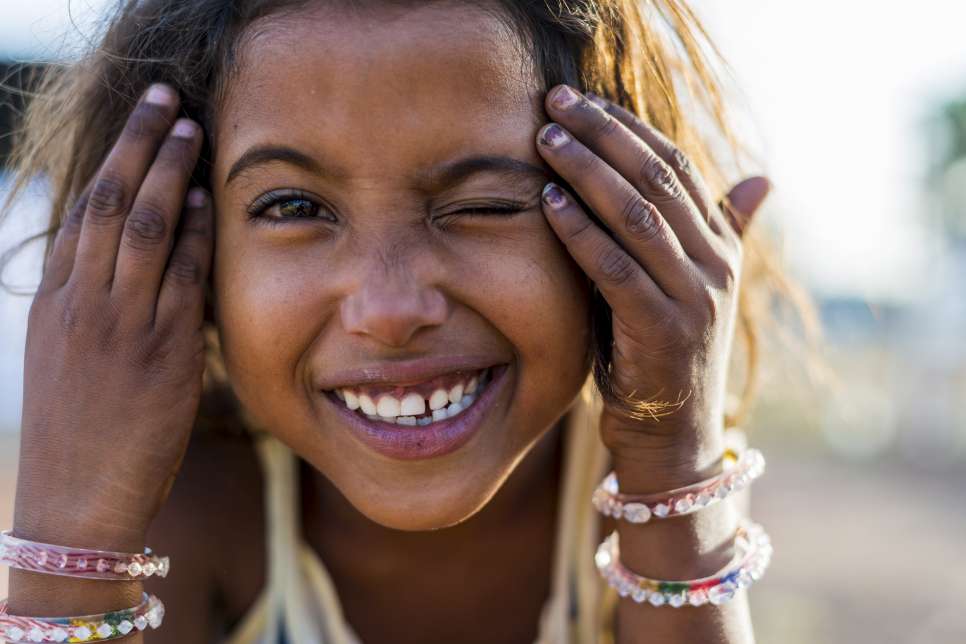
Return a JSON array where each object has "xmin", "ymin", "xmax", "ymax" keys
[{"xmin": 721, "ymin": 176, "xmax": 771, "ymax": 237}]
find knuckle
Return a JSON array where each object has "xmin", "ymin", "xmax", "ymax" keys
[
  {"xmin": 670, "ymin": 148, "xmax": 693, "ymax": 178},
  {"xmin": 165, "ymin": 252, "xmax": 202, "ymax": 285},
  {"xmin": 87, "ymin": 174, "xmax": 128, "ymax": 220},
  {"xmin": 621, "ymin": 195, "xmax": 662, "ymax": 243},
  {"xmin": 694, "ymin": 285, "xmax": 719, "ymax": 326},
  {"xmin": 573, "ymin": 149, "xmax": 601, "ymax": 176},
  {"xmin": 589, "ymin": 113, "xmax": 621, "ymax": 143},
  {"xmin": 640, "ymin": 155, "xmax": 678, "ymax": 196},
  {"xmin": 124, "ymin": 204, "xmax": 169, "ymax": 249},
  {"xmin": 123, "ymin": 102, "xmax": 171, "ymax": 142},
  {"xmin": 597, "ymin": 245, "xmax": 637, "ymax": 287},
  {"xmin": 562, "ymin": 216, "xmax": 596, "ymax": 245}
]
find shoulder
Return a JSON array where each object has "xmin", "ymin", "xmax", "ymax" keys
[{"xmin": 144, "ymin": 428, "xmax": 267, "ymax": 642}]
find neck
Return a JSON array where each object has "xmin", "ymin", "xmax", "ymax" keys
[{"xmin": 299, "ymin": 412, "xmax": 568, "ymax": 574}]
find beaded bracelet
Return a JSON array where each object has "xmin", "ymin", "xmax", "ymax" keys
[
  {"xmin": 0, "ymin": 531, "xmax": 169, "ymax": 581},
  {"xmin": 594, "ymin": 518, "xmax": 772, "ymax": 607},
  {"xmin": 0, "ymin": 592, "xmax": 164, "ymax": 642},
  {"xmin": 592, "ymin": 434, "xmax": 765, "ymax": 524}
]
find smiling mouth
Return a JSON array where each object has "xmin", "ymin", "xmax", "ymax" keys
[{"xmin": 325, "ymin": 366, "xmax": 495, "ymax": 427}]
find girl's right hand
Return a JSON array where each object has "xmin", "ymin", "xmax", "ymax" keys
[{"xmin": 13, "ymin": 83, "xmax": 212, "ymax": 550}]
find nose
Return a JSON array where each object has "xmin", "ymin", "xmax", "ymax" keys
[{"xmin": 339, "ymin": 248, "xmax": 449, "ymax": 348}]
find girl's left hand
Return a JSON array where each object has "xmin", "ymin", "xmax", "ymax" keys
[{"xmin": 534, "ymin": 84, "xmax": 769, "ymax": 469}]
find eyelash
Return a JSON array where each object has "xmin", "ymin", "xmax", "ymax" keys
[{"xmin": 247, "ymin": 191, "xmax": 528, "ymax": 226}]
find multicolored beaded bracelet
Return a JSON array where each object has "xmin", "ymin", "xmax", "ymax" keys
[
  {"xmin": 0, "ymin": 592, "xmax": 164, "ymax": 642},
  {"xmin": 592, "ymin": 432, "xmax": 765, "ymax": 523},
  {"xmin": 594, "ymin": 518, "xmax": 772, "ymax": 607},
  {"xmin": 0, "ymin": 531, "xmax": 169, "ymax": 581}
]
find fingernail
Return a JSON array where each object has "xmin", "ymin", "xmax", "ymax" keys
[
  {"xmin": 541, "ymin": 183, "xmax": 568, "ymax": 210},
  {"xmin": 587, "ymin": 92, "xmax": 608, "ymax": 109},
  {"xmin": 538, "ymin": 123, "xmax": 571, "ymax": 149},
  {"xmin": 550, "ymin": 85, "xmax": 579, "ymax": 110},
  {"xmin": 187, "ymin": 188, "xmax": 207, "ymax": 208},
  {"xmin": 145, "ymin": 83, "xmax": 175, "ymax": 106},
  {"xmin": 172, "ymin": 119, "xmax": 197, "ymax": 139}
]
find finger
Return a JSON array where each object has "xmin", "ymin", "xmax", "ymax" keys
[
  {"xmin": 535, "ymin": 121, "xmax": 699, "ymax": 301},
  {"xmin": 70, "ymin": 83, "xmax": 180, "ymax": 287},
  {"xmin": 40, "ymin": 184, "xmax": 92, "ymax": 291},
  {"xmin": 540, "ymin": 182, "xmax": 669, "ymax": 313},
  {"xmin": 546, "ymin": 85, "xmax": 724, "ymax": 267},
  {"xmin": 155, "ymin": 188, "xmax": 213, "ymax": 329},
  {"xmin": 720, "ymin": 176, "xmax": 770, "ymax": 237},
  {"xmin": 586, "ymin": 91, "xmax": 730, "ymax": 238},
  {"xmin": 112, "ymin": 118, "xmax": 203, "ymax": 310}
]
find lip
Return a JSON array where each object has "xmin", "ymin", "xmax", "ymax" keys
[
  {"xmin": 324, "ymin": 363, "xmax": 509, "ymax": 461},
  {"xmin": 318, "ymin": 355, "xmax": 502, "ymax": 390}
]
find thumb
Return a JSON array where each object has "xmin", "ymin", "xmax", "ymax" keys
[{"xmin": 721, "ymin": 176, "xmax": 771, "ymax": 237}]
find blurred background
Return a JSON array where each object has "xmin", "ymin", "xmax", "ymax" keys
[{"xmin": 0, "ymin": 1, "xmax": 964, "ymax": 642}]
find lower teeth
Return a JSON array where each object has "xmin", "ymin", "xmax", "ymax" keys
[{"xmin": 361, "ymin": 368, "xmax": 492, "ymax": 426}]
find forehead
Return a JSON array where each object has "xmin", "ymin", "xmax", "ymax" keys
[{"xmin": 215, "ymin": 2, "xmax": 544, "ymax": 181}]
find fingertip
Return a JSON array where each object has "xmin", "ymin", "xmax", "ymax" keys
[
  {"xmin": 727, "ymin": 176, "xmax": 772, "ymax": 216},
  {"xmin": 187, "ymin": 187, "xmax": 208, "ymax": 209}
]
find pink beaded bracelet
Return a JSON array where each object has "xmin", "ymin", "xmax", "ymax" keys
[
  {"xmin": 592, "ymin": 433, "xmax": 765, "ymax": 524},
  {"xmin": 0, "ymin": 531, "xmax": 170, "ymax": 581},
  {"xmin": 594, "ymin": 518, "xmax": 772, "ymax": 607},
  {"xmin": 0, "ymin": 592, "xmax": 164, "ymax": 642}
]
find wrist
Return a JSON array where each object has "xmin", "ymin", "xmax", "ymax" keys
[
  {"xmin": 13, "ymin": 485, "xmax": 151, "ymax": 554},
  {"xmin": 605, "ymin": 418, "xmax": 727, "ymax": 495}
]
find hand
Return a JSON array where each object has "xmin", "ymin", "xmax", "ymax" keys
[
  {"xmin": 14, "ymin": 84, "xmax": 211, "ymax": 549},
  {"xmin": 534, "ymin": 85, "xmax": 769, "ymax": 465}
]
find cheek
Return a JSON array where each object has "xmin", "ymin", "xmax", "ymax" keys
[
  {"xmin": 445, "ymin": 218, "xmax": 593, "ymax": 408},
  {"xmin": 211, "ymin": 233, "xmax": 329, "ymax": 426}
]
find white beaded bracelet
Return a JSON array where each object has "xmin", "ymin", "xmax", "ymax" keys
[
  {"xmin": 594, "ymin": 518, "xmax": 772, "ymax": 607},
  {"xmin": 0, "ymin": 592, "xmax": 164, "ymax": 642},
  {"xmin": 592, "ymin": 430, "xmax": 765, "ymax": 523}
]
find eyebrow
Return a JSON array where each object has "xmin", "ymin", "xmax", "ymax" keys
[
  {"xmin": 225, "ymin": 144, "xmax": 550, "ymax": 189},
  {"xmin": 424, "ymin": 154, "xmax": 551, "ymax": 189},
  {"xmin": 225, "ymin": 145, "xmax": 328, "ymax": 186}
]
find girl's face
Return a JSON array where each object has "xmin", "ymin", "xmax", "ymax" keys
[{"xmin": 211, "ymin": 2, "xmax": 592, "ymax": 530}]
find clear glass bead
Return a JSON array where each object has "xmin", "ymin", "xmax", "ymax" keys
[
  {"xmin": 674, "ymin": 496, "xmax": 693, "ymax": 514},
  {"xmin": 114, "ymin": 561, "xmax": 128, "ymax": 574},
  {"xmin": 6, "ymin": 627, "xmax": 25, "ymax": 642},
  {"xmin": 96, "ymin": 623, "xmax": 114, "ymax": 638},
  {"xmin": 51, "ymin": 627, "xmax": 69, "ymax": 642},
  {"xmin": 653, "ymin": 503, "xmax": 670, "ymax": 518},
  {"xmin": 73, "ymin": 625, "xmax": 92, "ymax": 641},
  {"xmin": 128, "ymin": 561, "xmax": 143, "ymax": 577},
  {"xmin": 688, "ymin": 589, "xmax": 709, "ymax": 606},
  {"xmin": 28, "ymin": 627, "xmax": 45, "ymax": 642},
  {"xmin": 147, "ymin": 606, "xmax": 163, "ymax": 628},
  {"xmin": 134, "ymin": 616, "xmax": 149, "ymax": 630},
  {"xmin": 709, "ymin": 582, "xmax": 738, "ymax": 605},
  {"xmin": 622, "ymin": 503, "xmax": 651, "ymax": 523},
  {"xmin": 143, "ymin": 562, "xmax": 157, "ymax": 577},
  {"xmin": 118, "ymin": 621, "xmax": 135, "ymax": 635},
  {"xmin": 631, "ymin": 587, "xmax": 648, "ymax": 603},
  {"xmin": 647, "ymin": 592, "xmax": 666, "ymax": 606},
  {"xmin": 668, "ymin": 592, "xmax": 687, "ymax": 608}
]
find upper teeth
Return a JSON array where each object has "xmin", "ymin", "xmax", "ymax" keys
[{"xmin": 335, "ymin": 369, "xmax": 491, "ymax": 424}]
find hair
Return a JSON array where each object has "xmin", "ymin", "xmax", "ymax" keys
[{"xmin": 0, "ymin": 0, "xmax": 822, "ymax": 435}]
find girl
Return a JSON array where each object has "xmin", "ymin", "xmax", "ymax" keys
[{"xmin": 1, "ymin": 0, "xmax": 809, "ymax": 642}]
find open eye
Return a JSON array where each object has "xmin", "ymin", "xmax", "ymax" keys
[{"xmin": 248, "ymin": 190, "xmax": 335, "ymax": 225}]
